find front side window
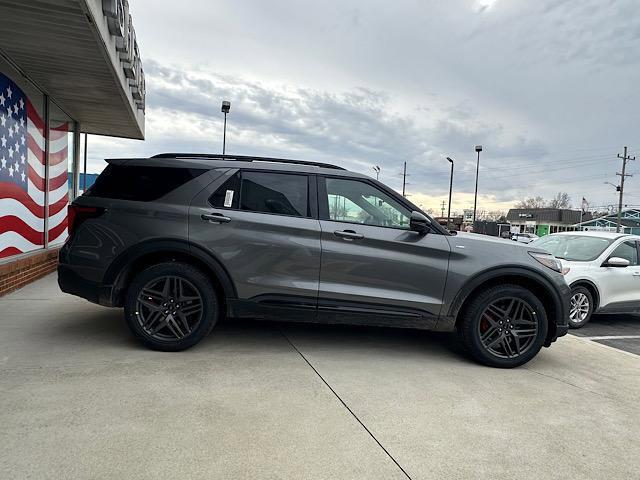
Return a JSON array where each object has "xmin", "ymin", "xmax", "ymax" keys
[
  {"xmin": 209, "ymin": 171, "xmax": 309, "ymax": 217},
  {"xmin": 324, "ymin": 177, "xmax": 410, "ymax": 229},
  {"xmin": 610, "ymin": 241, "xmax": 638, "ymax": 265}
]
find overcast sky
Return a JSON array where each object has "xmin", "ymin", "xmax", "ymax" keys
[{"xmin": 88, "ymin": 0, "xmax": 640, "ymax": 214}]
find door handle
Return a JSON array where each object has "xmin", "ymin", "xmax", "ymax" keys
[
  {"xmin": 201, "ymin": 213, "xmax": 231, "ymax": 224},
  {"xmin": 334, "ymin": 229, "xmax": 364, "ymax": 240},
  {"xmin": 633, "ymin": 272, "xmax": 640, "ymax": 276}
]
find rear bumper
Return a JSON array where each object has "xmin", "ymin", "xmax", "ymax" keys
[{"xmin": 58, "ymin": 264, "xmax": 116, "ymax": 306}]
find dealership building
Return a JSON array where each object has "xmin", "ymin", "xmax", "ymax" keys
[{"xmin": 0, "ymin": 0, "xmax": 145, "ymax": 294}]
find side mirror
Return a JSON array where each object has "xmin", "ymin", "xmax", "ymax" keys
[
  {"xmin": 410, "ymin": 211, "xmax": 430, "ymax": 234},
  {"xmin": 604, "ymin": 257, "xmax": 630, "ymax": 268}
]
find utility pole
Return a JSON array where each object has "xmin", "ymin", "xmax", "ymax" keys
[
  {"xmin": 402, "ymin": 161, "xmax": 407, "ymax": 197},
  {"xmin": 441, "ymin": 200, "xmax": 446, "ymax": 218},
  {"xmin": 616, "ymin": 146, "xmax": 635, "ymax": 233}
]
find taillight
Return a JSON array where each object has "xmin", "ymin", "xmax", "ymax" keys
[{"xmin": 68, "ymin": 204, "xmax": 105, "ymax": 234}]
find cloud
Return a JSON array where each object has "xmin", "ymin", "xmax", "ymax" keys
[
  {"xmin": 90, "ymin": 0, "xmax": 640, "ymax": 212},
  {"xmin": 89, "ymin": 60, "xmax": 550, "ymax": 213}
]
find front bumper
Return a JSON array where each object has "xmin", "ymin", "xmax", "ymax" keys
[{"xmin": 545, "ymin": 279, "xmax": 570, "ymax": 345}]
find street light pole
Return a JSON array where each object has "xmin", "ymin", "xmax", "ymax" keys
[
  {"xmin": 473, "ymin": 145, "xmax": 482, "ymax": 224},
  {"xmin": 372, "ymin": 165, "xmax": 380, "ymax": 180},
  {"xmin": 446, "ymin": 157, "xmax": 454, "ymax": 230},
  {"xmin": 221, "ymin": 100, "xmax": 231, "ymax": 154},
  {"xmin": 402, "ymin": 161, "xmax": 407, "ymax": 197}
]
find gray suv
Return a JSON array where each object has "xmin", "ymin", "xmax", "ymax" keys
[{"xmin": 58, "ymin": 153, "xmax": 569, "ymax": 367}]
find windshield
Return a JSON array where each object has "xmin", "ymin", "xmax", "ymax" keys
[{"xmin": 531, "ymin": 235, "xmax": 613, "ymax": 261}]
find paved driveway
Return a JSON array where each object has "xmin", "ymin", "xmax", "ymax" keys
[
  {"xmin": 571, "ymin": 313, "xmax": 640, "ymax": 355},
  {"xmin": 1, "ymin": 274, "xmax": 639, "ymax": 479}
]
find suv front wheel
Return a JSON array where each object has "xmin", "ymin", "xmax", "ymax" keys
[
  {"xmin": 458, "ymin": 285, "xmax": 548, "ymax": 368},
  {"xmin": 124, "ymin": 262, "xmax": 220, "ymax": 351}
]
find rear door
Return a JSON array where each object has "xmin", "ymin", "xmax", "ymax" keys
[
  {"xmin": 189, "ymin": 169, "xmax": 321, "ymax": 317},
  {"xmin": 316, "ymin": 176, "xmax": 450, "ymax": 326}
]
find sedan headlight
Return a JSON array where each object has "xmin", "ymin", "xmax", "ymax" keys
[{"xmin": 528, "ymin": 252, "xmax": 563, "ymax": 273}]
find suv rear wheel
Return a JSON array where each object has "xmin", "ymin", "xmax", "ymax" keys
[
  {"xmin": 458, "ymin": 285, "xmax": 548, "ymax": 368},
  {"xmin": 124, "ymin": 262, "xmax": 220, "ymax": 351}
]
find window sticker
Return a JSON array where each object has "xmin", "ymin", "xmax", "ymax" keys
[{"xmin": 224, "ymin": 190, "xmax": 234, "ymax": 207}]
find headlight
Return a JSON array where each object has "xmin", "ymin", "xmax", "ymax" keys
[{"xmin": 528, "ymin": 252, "xmax": 563, "ymax": 273}]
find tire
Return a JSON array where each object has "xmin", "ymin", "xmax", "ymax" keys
[
  {"xmin": 124, "ymin": 262, "xmax": 220, "ymax": 351},
  {"xmin": 568, "ymin": 286, "xmax": 593, "ymax": 329},
  {"xmin": 457, "ymin": 284, "xmax": 548, "ymax": 368}
]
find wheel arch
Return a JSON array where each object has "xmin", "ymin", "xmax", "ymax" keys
[
  {"xmin": 104, "ymin": 239, "xmax": 237, "ymax": 307},
  {"xmin": 449, "ymin": 266, "xmax": 565, "ymax": 345}
]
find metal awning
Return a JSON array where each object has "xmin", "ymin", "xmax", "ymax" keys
[{"xmin": 0, "ymin": 0, "xmax": 145, "ymax": 139}]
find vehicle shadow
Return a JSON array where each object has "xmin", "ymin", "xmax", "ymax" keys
[{"xmin": 46, "ymin": 304, "xmax": 474, "ymax": 364}]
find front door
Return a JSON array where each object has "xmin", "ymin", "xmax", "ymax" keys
[
  {"xmin": 189, "ymin": 169, "xmax": 321, "ymax": 318},
  {"xmin": 599, "ymin": 240, "xmax": 640, "ymax": 310},
  {"xmin": 317, "ymin": 176, "xmax": 450, "ymax": 327}
]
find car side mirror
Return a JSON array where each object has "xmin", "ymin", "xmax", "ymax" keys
[
  {"xmin": 604, "ymin": 256, "xmax": 630, "ymax": 267},
  {"xmin": 409, "ymin": 211, "xmax": 430, "ymax": 234}
]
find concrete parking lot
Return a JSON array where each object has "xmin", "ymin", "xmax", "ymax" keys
[{"xmin": 1, "ymin": 274, "xmax": 640, "ymax": 479}]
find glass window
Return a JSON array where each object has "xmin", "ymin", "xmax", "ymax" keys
[
  {"xmin": 87, "ymin": 165, "xmax": 206, "ymax": 201},
  {"xmin": 209, "ymin": 172, "xmax": 240, "ymax": 209},
  {"xmin": 325, "ymin": 177, "xmax": 410, "ymax": 229},
  {"xmin": 48, "ymin": 102, "xmax": 74, "ymax": 246},
  {"xmin": 240, "ymin": 172, "xmax": 308, "ymax": 217},
  {"xmin": 610, "ymin": 241, "xmax": 638, "ymax": 265},
  {"xmin": 532, "ymin": 235, "xmax": 614, "ymax": 262}
]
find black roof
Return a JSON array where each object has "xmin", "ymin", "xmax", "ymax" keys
[
  {"xmin": 151, "ymin": 153, "xmax": 345, "ymax": 170},
  {"xmin": 506, "ymin": 208, "xmax": 591, "ymax": 225}
]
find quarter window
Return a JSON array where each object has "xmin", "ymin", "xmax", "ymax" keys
[
  {"xmin": 87, "ymin": 165, "xmax": 207, "ymax": 201},
  {"xmin": 324, "ymin": 177, "xmax": 410, "ymax": 229},
  {"xmin": 209, "ymin": 171, "xmax": 309, "ymax": 217}
]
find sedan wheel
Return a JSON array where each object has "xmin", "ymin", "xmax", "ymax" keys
[{"xmin": 568, "ymin": 286, "xmax": 593, "ymax": 329}]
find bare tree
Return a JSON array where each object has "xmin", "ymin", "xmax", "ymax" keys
[
  {"xmin": 515, "ymin": 196, "xmax": 547, "ymax": 209},
  {"xmin": 481, "ymin": 210, "xmax": 507, "ymax": 222},
  {"xmin": 548, "ymin": 192, "xmax": 572, "ymax": 209}
]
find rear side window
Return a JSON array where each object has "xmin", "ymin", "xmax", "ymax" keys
[
  {"xmin": 209, "ymin": 171, "xmax": 309, "ymax": 217},
  {"xmin": 86, "ymin": 165, "xmax": 206, "ymax": 201}
]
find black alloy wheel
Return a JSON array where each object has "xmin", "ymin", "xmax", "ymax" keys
[
  {"xmin": 135, "ymin": 276, "xmax": 204, "ymax": 341},
  {"xmin": 477, "ymin": 297, "xmax": 539, "ymax": 359},
  {"xmin": 458, "ymin": 284, "xmax": 548, "ymax": 368},
  {"xmin": 125, "ymin": 263, "xmax": 219, "ymax": 351}
]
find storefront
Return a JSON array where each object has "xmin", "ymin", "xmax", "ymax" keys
[
  {"xmin": 0, "ymin": 0, "xmax": 145, "ymax": 294},
  {"xmin": 506, "ymin": 208, "xmax": 591, "ymax": 237}
]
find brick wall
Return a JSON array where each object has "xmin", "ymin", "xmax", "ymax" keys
[{"xmin": 0, "ymin": 249, "xmax": 60, "ymax": 296}]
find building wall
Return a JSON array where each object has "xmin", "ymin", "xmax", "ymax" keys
[
  {"xmin": 0, "ymin": 248, "xmax": 59, "ymax": 296},
  {"xmin": 0, "ymin": 55, "xmax": 75, "ymax": 267}
]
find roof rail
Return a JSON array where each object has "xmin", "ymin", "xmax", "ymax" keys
[{"xmin": 151, "ymin": 153, "xmax": 345, "ymax": 170}]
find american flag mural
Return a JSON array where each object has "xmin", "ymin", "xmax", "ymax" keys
[{"xmin": 0, "ymin": 72, "xmax": 68, "ymax": 259}]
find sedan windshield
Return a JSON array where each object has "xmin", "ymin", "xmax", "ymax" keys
[{"xmin": 531, "ymin": 235, "xmax": 613, "ymax": 261}]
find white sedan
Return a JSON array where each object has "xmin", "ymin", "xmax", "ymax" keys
[{"xmin": 531, "ymin": 231, "xmax": 640, "ymax": 328}]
